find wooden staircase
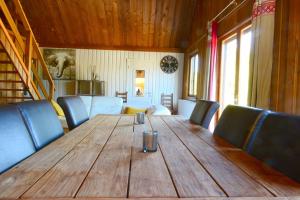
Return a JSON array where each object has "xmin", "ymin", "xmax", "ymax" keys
[{"xmin": 0, "ymin": 0, "xmax": 55, "ymax": 104}]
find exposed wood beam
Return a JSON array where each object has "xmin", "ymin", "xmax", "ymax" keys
[{"xmin": 39, "ymin": 44, "xmax": 185, "ymax": 53}]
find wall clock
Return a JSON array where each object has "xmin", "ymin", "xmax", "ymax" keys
[{"xmin": 160, "ymin": 55, "xmax": 178, "ymax": 74}]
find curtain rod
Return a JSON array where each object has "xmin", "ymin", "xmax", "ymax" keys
[
  {"xmin": 208, "ymin": 0, "xmax": 238, "ymax": 24},
  {"xmin": 217, "ymin": 0, "xmax": 249, "ymax": 23}
]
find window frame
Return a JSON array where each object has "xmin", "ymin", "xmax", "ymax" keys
[
  {"xmin": 216, "ymin": 22, "xmax": 252, "ymax": 115},
  {"xmin": 188, "ymin": 53, "xmax": 199, "ymax": 97}
]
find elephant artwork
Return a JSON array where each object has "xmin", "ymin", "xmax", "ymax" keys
[{"xmin": 43, "ymin": 48, "xmax": 76, "ymax": 80}]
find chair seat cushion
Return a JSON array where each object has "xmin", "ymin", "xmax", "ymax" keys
[
  {"xmin": 17, "ymin": 100, "xmax": 64, "ymax": 150},
  {"xmin": 124, "ymin": 106, "xmax": 147, "ymax": 114},
  {"xmin": 0, "ymin": 105, "xmax": 36, "ymax": 173}
]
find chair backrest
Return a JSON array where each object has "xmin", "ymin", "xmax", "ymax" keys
[
  {"xmin": 57, "ymin": 96, "xmax": 89, "ymax": 130},
  {"xmin": 0, "ymin": 105, "xmax": 36, "ymax": 173},
  {"xmin": 213, "ymin": 105, "xmax": 268, "ymax": 148},
  {"xmin": 17, "ymin": 100, "xmax": 64, "ymax": 150},
  {"xmin": 161, "ymin": 93, "xmax": 173, "ymax": 112},
  {"xmin": 116, "ymin": 91, "xmax": 128, "ymax": 103},
  {"xmin": 245, "ymin": 112, "xmax": 300, "ymax": 182},
  {"xmin": 189, "ymin": 100, "xmax": 220, "ymax": 128}
]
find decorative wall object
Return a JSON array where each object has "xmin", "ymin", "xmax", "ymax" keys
[
  {"xmin": 43, "ymin": 48, "xmax": 76, "ymax": 80},
  {"xmin": 160, "ymin": 55, "xmax": 179, "ymax": 74}
]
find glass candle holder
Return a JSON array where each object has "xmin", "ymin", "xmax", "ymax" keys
[{"xmin": 143, "ymin": 130, "xmax": 158, "ymax": 152}]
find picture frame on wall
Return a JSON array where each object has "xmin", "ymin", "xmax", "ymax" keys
[{"xmin": 43, "ymin": 48, "xmax": 76, "ymax": 80}]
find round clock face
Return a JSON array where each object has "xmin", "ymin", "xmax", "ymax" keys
[{"xmin": 160, "ymin": 55, "xmax": 178, "ymax": 74}]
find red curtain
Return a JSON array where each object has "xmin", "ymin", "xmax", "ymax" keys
[{"xmin": 208, "ymin": 21, "xmax": 218, "ymax": 101}]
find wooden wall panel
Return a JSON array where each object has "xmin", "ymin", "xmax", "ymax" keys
[
  {"xmin": 182, "ymin": 0, "xmax": 252, "ymax": 100},
  {"xmin": 45, "ymin": 49, "xmax": 184, "ymax": 106},
  {"xmin": 271, "ymin": 0, "xmax": 300, "ymax": 114}
]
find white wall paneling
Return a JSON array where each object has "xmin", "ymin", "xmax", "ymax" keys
[{"xmin": 45, "ymin": 48, "xmax": 184, "ymax": 106}]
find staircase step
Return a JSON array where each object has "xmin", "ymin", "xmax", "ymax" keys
[
  {"xmin": 0, "ymin": 70, "xmax": 17, "ymax": 74},
  {"xmin": 0, "ymin": 96, "xmax": 32, "ymax": 99},
  {"xmin": 0, "ymin": 60, "xmax": 11, "ymax": 64},
  {"xmin": 0, "ymin": 88, "xmax": 26, "ymax": 91},
  {"xmin": 0, "ymin": 80, "xmax": 22, "ymax": 83}
]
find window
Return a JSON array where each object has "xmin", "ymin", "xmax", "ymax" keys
[
  {"xmin": 188, "ymin": 54, "xmax": 199, "ymax": 96},
  {"xmin": 220, "ymin": 34, "xmax": 237, "ymax": 110},
  {"xmin": 219, "ymin": 26, "xmax": 252, "ymax": 112}
]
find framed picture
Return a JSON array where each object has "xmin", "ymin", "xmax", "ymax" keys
[{"xmin": 43, "ymin": 48, "xmax": 76, "ymax": 80}]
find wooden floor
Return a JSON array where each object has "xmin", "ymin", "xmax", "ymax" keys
[{"xmin": 0, "ymin": 115, "xmax": 300, "ymax": 200}]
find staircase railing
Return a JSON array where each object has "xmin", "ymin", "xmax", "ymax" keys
[{"xmin": 0, "ymin": 0, "xmax": 55, "ymax": 100}]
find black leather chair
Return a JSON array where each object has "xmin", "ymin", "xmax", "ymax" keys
[
  {"xmin": 245, "ymin": 112, "xmax": 300, "ymax": 182},
  {"xmin": 213, "ymin": 105, "xmax": 268, "ymax": 148},
  {"xmin": 17, "ymin": 100, "xmax": 64, "ymax": 150},
  {"xmin": 189, "ymin": 100, "xmax": 220, "ymax": 129},
  {"xmin": 0, "ymin": 105, "xmax": 36, "ymax": 173},
  {"xmin": 57, "ymin": 96, "xmax": 89, "ymax": 130}
]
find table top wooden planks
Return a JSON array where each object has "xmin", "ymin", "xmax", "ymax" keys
[
  {"xmin": 0, "ymin": 114, "xmax": 300, "ymax": 200},
  {"xmin": 22, "ymin": 115, "xmax": 121, "ymax": 198},
  {"xmin": 149, "ymin": 116, "xmax": 225, "ymax": 197},
  {"xmin": 129, "ymin": 116, "xmax": 177, "ymax": 198},
  {"xmin": 77, "ymin": 116, "xmax": 134, "ymax": 198},
  {"xmin": 161, "ymin": 116, "xmax": 271, "ymax": 197}
]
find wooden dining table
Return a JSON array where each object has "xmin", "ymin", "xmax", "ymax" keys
[{"xmin": 0, "ymin": 114, "xmax": 300, "ymax": 200}]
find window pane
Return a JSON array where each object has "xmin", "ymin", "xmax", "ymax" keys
[
  {"xmin": 220, "ymin": 35, "xmax": 237, "ymax": 112},
  {"xmin": 189, "ymin": 54, "xmax": 199, "ymax": 96},
  {"xmin": 238, "ymin": 28, "xmax": 252, "ymax": 106},
  {"xmin": 193, "ymin": 55, "xmax": 199, "ymax": 95}
]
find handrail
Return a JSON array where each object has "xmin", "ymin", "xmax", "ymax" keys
[
  {"xmin": 0, "ymin": 0, "xmax": 25, "ymax": 52},
  {"xmin": 12, "ymin": 0, "xmax": 55, "ymax": 90},
  {"xmin": 0, "ymin": 19, "xmax": 29, "ymax": 80},
  {"xmin": 0, "ymin": 0, "xmax": 55, "ymax": 100}
]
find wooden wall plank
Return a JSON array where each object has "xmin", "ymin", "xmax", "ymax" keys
[{"xmin": 271, "ymin": 0, "xmax": 300, "ymax": 115}]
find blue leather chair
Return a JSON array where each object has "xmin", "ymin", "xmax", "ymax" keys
[
  {"xmin": 57, "ymin": 96, "xmax": 89, "ymax": 130},
  {"xmin": 17, "ymin": 100, "xmax": 64, "ymax": 150},
  {"xmin": 189, "ymin": 100, "xmax": 220, "ymax": 129},
  {"xmin": 245, "ymin": 112, "xmax": 300, "ymax": 182},
  {"xmin": 213, "ymin": 105, "xmax": 268, "ymax": 148},
  {"xmin": 0, "ymin": 105, "xmax": 36, "ymax": 173}
]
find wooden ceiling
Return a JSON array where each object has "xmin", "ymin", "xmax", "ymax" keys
[{"xmin": 19, "ymin": 0, "xmax": 198, "ymax": 52}]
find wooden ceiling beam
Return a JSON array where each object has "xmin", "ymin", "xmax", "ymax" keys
[{"xmin": 39, "ymin": 43, "xmax": 184, "ymax": 53}]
